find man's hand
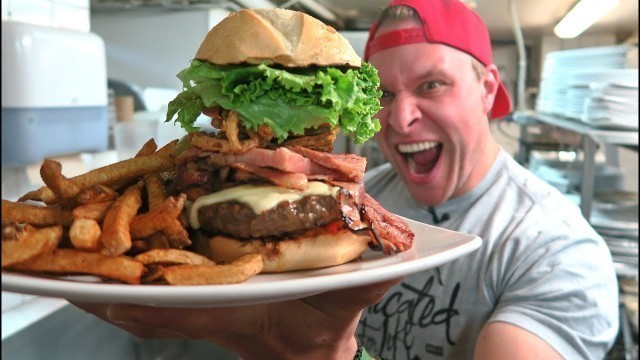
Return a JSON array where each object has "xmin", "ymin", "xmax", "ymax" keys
[{"xmin": 71, "ymin": 278, "xmax": 401, "ymax": 360}]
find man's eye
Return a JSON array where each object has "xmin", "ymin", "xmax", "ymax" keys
[
  {"xmin": 379, "ymin": 90, "xmax": 393, "ymax": 105},
  {"xmin": 420, "ymin": 81, "xmax": 442, "ymax": 91},
  {"xmin": 380, "ymin": 90, "xmax": 393, "ymax": 99}
]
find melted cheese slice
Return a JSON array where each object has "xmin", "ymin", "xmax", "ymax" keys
[{"xmin": 188, "ymin": 181, "xmax": 339, "ymax": 229}]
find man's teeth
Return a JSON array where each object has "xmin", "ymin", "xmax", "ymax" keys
[{"xmin": 398, "ymin": 141, "xmax": 439, "ymax": 154}]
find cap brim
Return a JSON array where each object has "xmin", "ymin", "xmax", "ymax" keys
[{"xmin": 490, "ymin": 82, "xmax": 512, "ymax": 120}]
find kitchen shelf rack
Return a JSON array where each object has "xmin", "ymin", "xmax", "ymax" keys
[{"xmin": 512, "ymin": 110, "xmax": 638, "ymax": 220}]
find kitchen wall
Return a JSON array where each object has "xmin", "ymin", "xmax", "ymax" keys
[
  {"xmin": 91, "ymin": 8, "xmax": 230, "ymax": 90},
  {"xmin": 2, "ymin": 0, "xmax": 91, "ymax": 32}
]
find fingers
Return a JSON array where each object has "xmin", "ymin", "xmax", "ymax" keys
[
  {"xmin": 105, "ymin": 304, "xmax": 277, "ymax": 357},
  {"xmin": 106, "ymin": 304, "xmax": 266, "ymax": 340},
  {"xmin": 70, "ymin": 301, "xmax": 187, "ymax": 339},
  {"xmin": 71, "ymin": 301, "xmax": 268, "ymax": 343}
]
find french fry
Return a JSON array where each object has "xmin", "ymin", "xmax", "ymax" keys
[
  {"xmin": 145, "ymin": 173, "xmax": 166, "ymax": 211},
  {"xmin": 39, "ymin": 159, "xmax": 81, "ymax": 206},
  {"xmin": 161, "ymin": 253, "xmax": 263, "ymax": 285},
  {"xmin": 162, "ymin": 219, "xmax": 192, "ymax": 248},
  {"xmin": 142, "ymin": 176, "xmax": 191, "ymax": 248},
  {"xmin": 75, "ymin": 185, "xmax": 118, "ymax": 206},
  {"xmin": 72, "ymin": 201, "xmax": 114, "ymax": 222},
  {"xmin": 135, "ymin": 138, "xmax": 158, "ymax": 157},
  {"xmin": 110, "ymin": 139, "xmax": 161, "ymax": 191},
  {"xmin": 2, "ymin": 225, "xmax": 62, "ymax": 267},
  {"xmin": 130, "ymin": 239, "xmax": 152, "ymax": 254},
  {"xmin": 129, "ymin": 194, "xmax": 186, "ymax": 239},
  {"xmin": 2, "ymin": 221, "xmax": 23, "ymax": 241},
  {"xmin": 7, "ymin": 248, "xmax": 145, "ymax": 284},
  {"xmin": 156, "ymin": 139, "xmax": 179, "ymax": 157},
  {"xmin": 129, "ymin": 233, "xmax": 171, "ymax": 254},
  {"xmin": 100, "ymin": 182, "xmax": 144, "ymax": 256},
  {"xmin": 2, "ymin": 200, "xmax": 73, "ymax": 226},
  {"xmin": 142, "ymin": 264, "xmax": 166, "ymax": 284},
  {"xmin": 69, "ymin": 218, "xmax": 102, "ymax": 251},
  {"xmin": 18, "ymin": 153, "xmax": 175, "ymax": 205},
  {"xmin": 149, "ymin": 233, "xmax": 171, "ymax": 249},
  {"xmin": 134, "ymin": 248, "xmax": 215, "ymax": 266}
]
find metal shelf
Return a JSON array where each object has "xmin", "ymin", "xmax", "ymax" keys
[
  {"xmin": 512, "ymin": 110, "xmax": 639, "ymax": 147},
  {"xmin": 512, "ymin": 110, "xmax": 638, "ymax": 220}
]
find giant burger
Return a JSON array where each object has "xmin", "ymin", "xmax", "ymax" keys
[{"xmin": 166, "ymin": 8, "xmax": 413, "ymax": 272}]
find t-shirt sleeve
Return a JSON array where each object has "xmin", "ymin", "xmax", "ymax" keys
[{"xmin": 487, "ymin": 217, "xmax": 619, "ymax": 360}]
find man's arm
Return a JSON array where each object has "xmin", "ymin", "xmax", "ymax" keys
[{"xmin": 474, "ymin": 322, "xmax": 563, "ymax": 360}]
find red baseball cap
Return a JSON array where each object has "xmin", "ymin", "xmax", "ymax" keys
[{"xmin": 364, "ymin": 0, "xmax": 512, "ymax": 119}]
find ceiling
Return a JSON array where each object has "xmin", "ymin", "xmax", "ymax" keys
[{"xmin": 91, "ymin": 0, "xmax": 639, "ymax": 41}]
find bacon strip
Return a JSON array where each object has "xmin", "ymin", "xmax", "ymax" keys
[
  {"xmin": 230, "ymin": 163, "xmax": 308, "ymax": 191},
  {"xmin": 329, "ymin": 181, "xmax": 367, "ymax": 231},
  {"xmin": 361, "ymin": 193, "xmax": 414, "ymax": 254},
  {"xmin": 178, "ymin": 146, "xmax": 365, "ymax": 182},
  {"xmin": 178, "ymin": 147, "xmax": 309, "ymax": 171},
  {"xmin": 288, "ymin": 146, "xmax": 367, "ymax": 182}
]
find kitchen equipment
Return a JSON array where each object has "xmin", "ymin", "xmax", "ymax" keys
[{"xmin": 1, "ymin": 20, "xmax": 108, "ymax": 166}]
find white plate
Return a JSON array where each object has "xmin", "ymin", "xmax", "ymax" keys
[{"xmin": 1, "ymin": 218, "xmax": 481, "ymax": 308}]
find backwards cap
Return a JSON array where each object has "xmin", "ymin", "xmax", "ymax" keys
[{"xmin": 364, "ymin": 0, "xmax": 511, "ymax": 119}]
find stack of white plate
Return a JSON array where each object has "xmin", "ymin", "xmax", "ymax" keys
[
  {"xmin": 582, "ymin": 80, "xmax": 638, "ymax": 130},
  {"xmin": 565, "ymin": 84, "xmax": 592, "ymax": 119},
  {"xmin": 565, "ymin": 68, "xmax": 638, "ymax": 123},
  {"xmin": 590, "ymin": 191, "xmax": 639, "ymax": 278},
  {"xmin": 536, "ymin": 45, "xmax": 636, "ymax": 122}
]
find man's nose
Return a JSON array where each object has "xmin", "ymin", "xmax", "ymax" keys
[{"xmin": 388, "ymin": 92, "xmax": 420, "ymax": 133}]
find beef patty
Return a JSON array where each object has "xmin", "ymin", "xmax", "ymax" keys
[{"xmin": 197, "ymin": 195, "xmax": 341, "ymax": 239}]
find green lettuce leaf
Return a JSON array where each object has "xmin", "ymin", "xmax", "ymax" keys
[{"xmin": 165, "ymin": 60, "xmax": 382, "ymax": 144}]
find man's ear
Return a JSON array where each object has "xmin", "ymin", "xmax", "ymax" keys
[{"xmin": 481, "ymin": 64, "xmax": 501, "ymax": 115}]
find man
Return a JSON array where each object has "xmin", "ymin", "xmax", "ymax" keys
[
  {"xmin": 74, "ymin": 0, "xmax": 619, "ymax": 359},
  {"xmin": 354, "ymin": 0, "xmax": 619, "ymax": 358}
]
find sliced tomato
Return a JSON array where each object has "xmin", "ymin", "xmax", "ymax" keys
[{"xmin": 325, "ymin": 221, "xmax": 341, "ymax": 235}]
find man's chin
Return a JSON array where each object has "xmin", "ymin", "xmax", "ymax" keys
[{"xmin": 407, "ymin": 185, "xmax": 449, "ymax": 206}]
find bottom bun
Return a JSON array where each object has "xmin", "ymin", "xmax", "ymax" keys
[{"xmin": 208, "ymin": 229, "xmax": 371, "ymax": 272}]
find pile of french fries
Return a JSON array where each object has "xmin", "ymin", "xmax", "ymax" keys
[{"xmin": 1, "ymin": 139, "xmax": 263, "ymax": 285}]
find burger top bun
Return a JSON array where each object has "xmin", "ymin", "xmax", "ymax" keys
[{"xmin": 195, "ymin": 8, "xmax": 362, "ymax": 68}]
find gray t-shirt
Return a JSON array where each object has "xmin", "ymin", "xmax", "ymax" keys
[{"xmin": 357, "ymin": 149, "xmax": 619, "ymax": 360}]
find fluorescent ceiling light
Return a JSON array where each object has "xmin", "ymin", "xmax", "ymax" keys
[{"xmin": 554, "ymin": 0, "xmax": 620, "ymax": 39}]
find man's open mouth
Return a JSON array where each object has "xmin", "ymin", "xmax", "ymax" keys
[{"xmin": 398, "ymin": 141, "xmax": 442, "ymax": 175}]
